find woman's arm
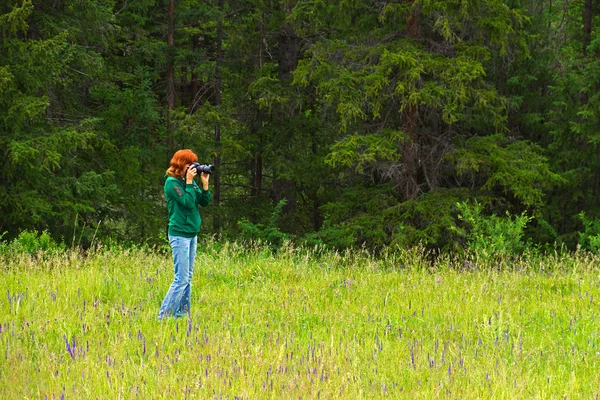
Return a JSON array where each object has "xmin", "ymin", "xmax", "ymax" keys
[
  {"xmin": 165, "ymin": 179, "xmax": 197, "ymax": 209},
  {"xmin": 197, "ymin": 173, "xmax": 212, "ymax": 207}
]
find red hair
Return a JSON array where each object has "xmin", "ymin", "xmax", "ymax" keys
[{"xmin": 166, "ymin": 149, "xmax": 198, "ymax": 178}]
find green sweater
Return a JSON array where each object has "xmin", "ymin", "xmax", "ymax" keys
[{"xmin": 164, "ymin": 176, "xmax": 212, "ymax": 238}]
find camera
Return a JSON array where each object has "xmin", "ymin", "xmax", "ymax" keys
[{"xmin": 188, "ymin": 162, "xmax": 215, "ymax": 174}]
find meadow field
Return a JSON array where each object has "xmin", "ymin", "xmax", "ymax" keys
[{"xmin": 1, "ymin": 243, "xmax": 599, "ymax": 398}]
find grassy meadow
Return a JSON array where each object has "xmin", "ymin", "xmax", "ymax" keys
[{"xmin": 1, "ymin": 243, "xmax": 600, "ymax": 398}]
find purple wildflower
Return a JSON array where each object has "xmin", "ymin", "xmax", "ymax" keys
[{"xmin": 64, "ymin": 336, "xmax": 75, "ymax": 360}]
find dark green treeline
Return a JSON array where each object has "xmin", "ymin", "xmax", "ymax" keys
[{"xmin": 1, "ymin": 0, "xmax": 599, "ymax": 252}]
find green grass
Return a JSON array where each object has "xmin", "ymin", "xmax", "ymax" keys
[{"xmin": 1, "ymin": 244, "xmax": 600, "ymax": 398}]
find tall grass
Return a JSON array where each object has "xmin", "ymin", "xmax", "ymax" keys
[{"xmin": 1, "ymin": 243, "xmax": 599, "ymax": 398}]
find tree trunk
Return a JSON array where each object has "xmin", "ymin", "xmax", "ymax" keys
[
  {"xmin": 311, "ymin": 127, "xmax": 323, "ymax": 231},
  {"xmin": 273, "ymin": 14, "xmax": 299, "ymax": 216},
  {"xmin": 277, "ymin": 23, "xmax": 298, "ymax": 80},
  {"xmin": 166, "ymin": 0, "xmax": 176, "ymax": 152},
  {"xmin": 212, "ymin": 0, "xmax": 223, "ymax": 233},
  {"xmin": 584, "ymin": 0, "xmax": 592, "ymax": 56},
  {"xmin": 188, "ymin": 34, "xmax": 207, "ymax": 114},
  {"xmin": 251, "ymin": 15, "xmax": 264, "ymax": 197},
  {"xmin": 402, "ymin": 0, "xmax": 421, "ymax": 200},
  {"xmin": 189, "ymin": 72, "xmax": 199, "ymax": 113},
  {"xmin": 180, "ymin": 65, "xmax": 187, "ymax": 106}
]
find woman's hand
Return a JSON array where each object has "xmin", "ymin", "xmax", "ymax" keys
[
  {"xmin": 200, "ymin": 172, "xmax": 210, "ymax": 190},
  {"xmin": 185, "ymin": 165, "xmax": 197, "ymax": 184}
]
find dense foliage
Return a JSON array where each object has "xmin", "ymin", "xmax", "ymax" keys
[{"xmin": 1, "ymin": 0, "xmax": 600, "ymax": 253}]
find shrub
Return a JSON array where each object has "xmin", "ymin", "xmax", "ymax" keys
[
  {"xmin": 454, "ymin": 201, "xmax": 533, "ymax": 259},
  {"xmin": 3, "ymin": 230, "xmax": 65, "ymax": 255},
  {"xmin": 237, "ymin": 200, "xmax": 290, "ymax": 248},
  {"xmin": 577, "ymin": 212, "xmax": 600, "ymax": 252}
]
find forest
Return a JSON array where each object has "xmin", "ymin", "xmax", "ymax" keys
[{"xmin": 2, "ymin": 0, "xmax": 600, "ymax": 254}]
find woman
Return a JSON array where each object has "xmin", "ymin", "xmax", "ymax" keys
[{"xmin": 158, "ymin": 149, "xmax": 211, "ymax": 319}]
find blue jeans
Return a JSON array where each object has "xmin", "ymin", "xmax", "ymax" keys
[{"xmin": 158, "ymin": 235, "xmax": 197, "ymax": 319}]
